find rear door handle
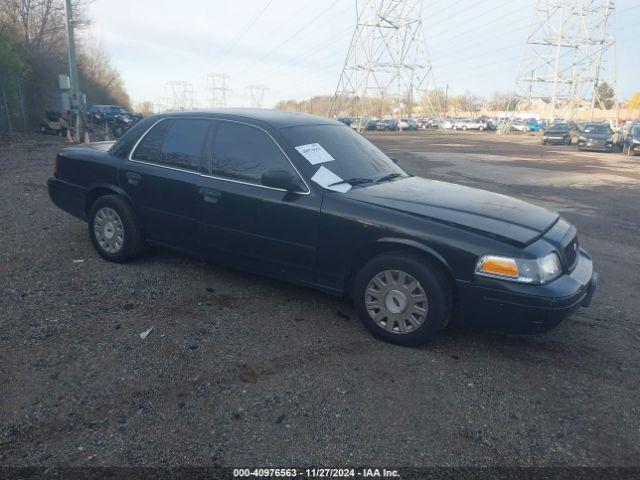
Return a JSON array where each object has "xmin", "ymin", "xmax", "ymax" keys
[
  {"xmin": 126, "ymin": 172, "xmax": 142, "ymax": 185},
  {"xmin": 199, "ymin": 188, "xmax": 221, "ymax": 204}
]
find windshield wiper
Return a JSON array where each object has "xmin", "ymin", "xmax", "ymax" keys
[
  {"xmin": 375, "ymin": 173, "xmax": 403, "ymax": 184},
  {"xmin": 327, "ymin": 177, "xmax": 374, "ymax": 187}
]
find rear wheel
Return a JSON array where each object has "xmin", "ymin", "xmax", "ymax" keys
[
  {"xmin": 354, "ymin": 252, "xmax": 452, "ymax": 346},
  {"xmin": 88, "ymin": 195, "xmax": 144, "ymax": 263}
]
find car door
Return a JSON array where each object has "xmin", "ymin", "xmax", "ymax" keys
[
  {"xmin": 120, "ymin": 118, "xmax": 212, "ymax": 251},
  {"xmin": 194, "ymin": 119, "xmax": 322, "ymax": 284}
]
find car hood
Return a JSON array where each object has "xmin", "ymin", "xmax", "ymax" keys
[{"xmin": 344, "ymin": 176, "xmax": 559, "ymax": 246}]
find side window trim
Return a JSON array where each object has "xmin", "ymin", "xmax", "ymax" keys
[{"xmin": 128, "ymin": 116, "xmax": 310, "ymax": 195}]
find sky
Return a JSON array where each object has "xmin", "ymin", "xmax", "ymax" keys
[{"xmin": 86, "ymin": 0, "xmax": 639, "ymax": 109}]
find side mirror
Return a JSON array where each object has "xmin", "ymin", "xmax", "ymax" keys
[{"xmin": 261, "ymin": 169, "xmax": 304, "ymax": 192}]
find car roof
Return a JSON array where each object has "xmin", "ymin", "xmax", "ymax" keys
[{"xmin": 156, "ymin": 108, "xmax": 340, "ymax": 129}]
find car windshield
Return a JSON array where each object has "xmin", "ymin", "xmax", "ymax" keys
[
  {"xmin": 281, "ymin": 124, "xmax": 407, "ymax": 185},
  {"xmin": 549, "ymin": 123, "xmax": 569, "ymax": 130},
  {"xmin": 583, "ymin": 125, "xmax": 610, "ymax": 135}
]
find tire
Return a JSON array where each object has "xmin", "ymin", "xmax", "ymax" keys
[
  {"xmin": 542, "ymin": 139, "xmax": 547, "ymax": 145},
  {"xmin": 88, "ymin": 195, "xmax": 145, "ymax": 263},
  {"xmin": 353, "ymin": 252, "xmax": 452, "ymax": 347}
]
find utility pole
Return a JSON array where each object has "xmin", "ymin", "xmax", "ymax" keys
[
  {"xmin": 247, "ymin": 85, "xmax": 269, "ymax": 108},
  {"xmin": 206, "ymin": 73, "xmax": 231, "ymax": 108},
  {"xmin": 330, "ymin": 0, "xmax": 438, "ymax": 128},
  {"xmin": 64, "ymin": 0, "xmax": 82, "ymax": 143}
]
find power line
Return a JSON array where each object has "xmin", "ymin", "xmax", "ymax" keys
[{"xmin": 209, "ymin": 0, "xmax": 275, "ymax": 68}]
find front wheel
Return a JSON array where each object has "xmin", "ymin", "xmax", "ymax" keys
[
  {"xmin": 353, "ymin": 252, "xmax": 452, "ymax": 346},
  {"xmin": 88, "ymin": 195, "xmax": 145, "ymax": 263}
]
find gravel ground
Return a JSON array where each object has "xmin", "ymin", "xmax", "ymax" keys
[{"xmin": 0, "ymin": 130, "xmax": 638, "ymax": 467}]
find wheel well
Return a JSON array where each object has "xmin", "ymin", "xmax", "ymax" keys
[
  {"xmin": 85, "ymin": 187, "xmax": 114, "ymax": 216},
  {"xmin": 347, "ymin": 243, "xmax": 458, "ymax": 305}
]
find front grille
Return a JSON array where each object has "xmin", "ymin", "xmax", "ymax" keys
[{"xmin": 563, "ymin": 235, "xmax": 579, "ymax": 271}]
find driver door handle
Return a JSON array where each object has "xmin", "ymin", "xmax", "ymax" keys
[{"xmin": 199, "ymin": 188, "xmax": 221, "ymax": 204}]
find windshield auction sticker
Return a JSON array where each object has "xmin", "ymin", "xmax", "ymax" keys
[
  {"xmin": 295, "ymin": 143, "xmax": 335, "ymax": 165},
  {"xmin": 311, "ymin": 166, "xmax": 351, "ymax": 193}
]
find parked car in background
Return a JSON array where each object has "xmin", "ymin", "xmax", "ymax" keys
[
  {"xmin": 376, "ymin": 119, "xmax": 399, "ymax": 131},
  {"xmin": 622, "ymin": 124, "xmax": 640, "ymax": 156},
  {"xmin": 526, "ymin": 119, "xmax": 544, "ymax": 132},
  {"xmin": 418, "ymin": 118, "xmax": 440, "ymax": 130},
  {"xmin": 542, "ymin": 123, "xmax": 579, "ymax": 145},
  {"xmin": 364, "ymin": 119, "xmax": 379, "ymax": 131},
  {"xmin": 88, "ymin": 105, "xmax": 130, "ymax": 124},
  {"xmin": 350, "ymin": 118, "xmax": 366, "ymax": 130},
  {"xmin": 453, "ymin": 118, "xmax": 489, "ymax": 131},
  {"xmin": 47, "ymin": 109, "xmax": 597, "ymax": 346},
  {"xmin": 337, "ymin": 117, "xmax": 352, "ymax": 126},
  {"xmin": 509, "ymin": 121, "xmax": 530, "ymax": 132},
  {"xmin": 576, "ymin": 123, "xmax": 615, "ymax": 152},
  {"xmin": 399, "ymin": 118, "xmax": 417, "ymax": 131},
  {"xmin": 442, "ymin": 118, "xmax": 455, "ymax": 129}
]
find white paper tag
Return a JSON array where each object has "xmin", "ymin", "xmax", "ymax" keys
[
  {"xmin": 295, "ymin": 143, "xmax": 335, "ymax": 165},
  {"xmin": 311, "ymin": 166, "xmax": 351, "ymax": 193}
]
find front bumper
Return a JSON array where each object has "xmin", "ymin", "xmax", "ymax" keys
[
  {"xmin": 457, "ymin": 250, "xmax": 597, "ymax": 333},
  {"xmin": 543, "ymin": 135, "xmax": 568, "ymax": 144},
  {"xmin": 577, "ymin": 139, "xmax": 613, "ymax": 151}
]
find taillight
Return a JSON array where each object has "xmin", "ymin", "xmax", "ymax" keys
[{"xmin": 54, "ymin": 154, "xmax": 59, "ymax": 176}]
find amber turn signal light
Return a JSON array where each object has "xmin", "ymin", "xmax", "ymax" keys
[{"xmin": 477, "ymin": 255, "xmax": 519, "ymax": 278}]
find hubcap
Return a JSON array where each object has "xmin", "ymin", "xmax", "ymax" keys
[
  {"xmin": 93, "ymin": 207, "xmax": 124, "ymax": 254},
  {"xmin": 365, "ymin": 270, "xmax": 428, "ymax": 335}
]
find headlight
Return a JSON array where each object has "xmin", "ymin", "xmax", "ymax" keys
[{"xmin": 475, "ymin": 253, "xmax": 562, "ymax": 284}]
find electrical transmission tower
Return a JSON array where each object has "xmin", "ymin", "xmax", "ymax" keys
[
  {"xmin": 206, "ymin": 73, "xmax": 231, "ymax": 108},
  {"xmin": 247, "ymin": 85, "xmax": 269, "ymax": 108},
  {"xmin": 330, "ymin": 0, "xmax": 438, "ymax": 123},
  {"xmin": 164, "ymin": 81, "xmax": 195, "ymax": 111},
  {"xmin": 512, "ymin": 0, "xmax": 615, "ymax": 123}
]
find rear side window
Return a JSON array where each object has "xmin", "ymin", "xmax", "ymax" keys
[
  {"xmin": 132, "ymin": 120, "xmax": 170, "ymax": 162},
  {"xmin": 160, "ymin": 119, "xmax": 210, "ymax": 171},
  {"xmin": 133, "ymin": 119, "xmax": 211, "ymax": 172},
  {"xmin": 212, "ymin": 121, "xmax": 297, "ymax": 185}
]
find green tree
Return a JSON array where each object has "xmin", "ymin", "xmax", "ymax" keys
[
  {"xmin": 595, "ymin": 82, "xmax": 615, "ymax": 110},
  {"xmin": 0, "ymin": 27, "xmax": 27, "ymax": 129}
]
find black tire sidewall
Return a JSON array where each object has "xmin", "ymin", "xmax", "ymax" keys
[
  {"xmin": 88, "ymin": 195, "xmax": 140, "ymax": 263},
  {"xmin": 354, "ymin": 253, "xmax": 451, "ymax": 346}
]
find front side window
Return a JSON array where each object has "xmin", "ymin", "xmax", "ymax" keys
[{"xmin": 212, "ymin": 121, "xmax": 297, "ymax": 185}]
